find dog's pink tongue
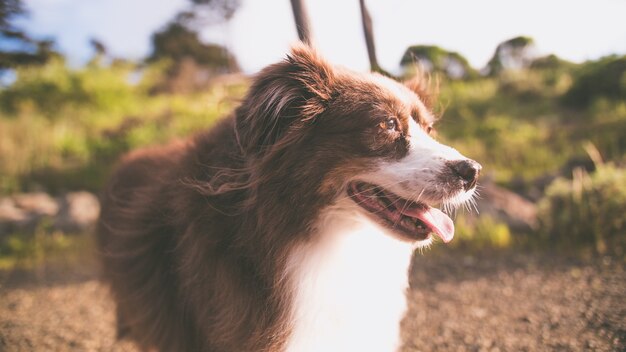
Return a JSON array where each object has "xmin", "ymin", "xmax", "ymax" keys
[{"xmin": 402, "ymin": 206, "xmax": 455, "ymax": 243}]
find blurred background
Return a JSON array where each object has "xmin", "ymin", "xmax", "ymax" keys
[{"xmin": 0, "ymin": 0, "xmax": 624, "ymax": 351}]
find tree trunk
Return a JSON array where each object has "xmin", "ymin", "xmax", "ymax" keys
[
  {"xmin": 359, "ymin": 0, "xmax": 379, "ymax": 72},
  {"xmin": 290, "ymin": 0, "xmax": 313, "ymax": 45}
]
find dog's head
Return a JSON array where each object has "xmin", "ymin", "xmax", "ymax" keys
[{"xmin": 235, "ymin": 44, "xmax": 480, "ymax": 246}]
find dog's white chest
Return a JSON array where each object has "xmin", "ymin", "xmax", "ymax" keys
[{"xmin": 285, "ymin": 211, "xmax": 414, "ymax": 352}]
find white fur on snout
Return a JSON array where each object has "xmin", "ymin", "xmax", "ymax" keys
[{"xmin": 357, "ymin": 118, "xmax": 474, "ymax": 206}]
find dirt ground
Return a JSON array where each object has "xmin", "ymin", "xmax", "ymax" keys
[{"xmin": 0, "ymin": 250, "xmax": 624, "ymax": 352}]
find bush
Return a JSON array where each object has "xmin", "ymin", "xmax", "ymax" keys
[
  {"xmin": 0, "ymin": 59, "xmax": 246, "ymax": 194},
  {"xmin": 400, "ymin": 45, "xmax": 476, "ymax": 79},
  {"xmin": 448, "ymin": 213, "xmax": 513, "ymax": 250},
  {"xmin": 0, "ymin": 58, "xmax": 140, "ymax": 117},
  {"xmin": 562, "ymin": 55, "xmax": 626, "ymax": 108},
  {"xmin": 486, "ymin": 36, "xmax": 536, "ymax": 75},
  {"xmin": 538, "ymin": 164, "xmax": 626, "ymax": 256}
]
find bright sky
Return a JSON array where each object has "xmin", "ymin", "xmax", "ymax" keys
[{"xmin": 22, "ymin": 0, "xmax": 626, "ymax": 73}]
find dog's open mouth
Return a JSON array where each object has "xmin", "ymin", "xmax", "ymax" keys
[{"xmin": 347, "ymin": 181, "xmax": 454, "ymax": 243}]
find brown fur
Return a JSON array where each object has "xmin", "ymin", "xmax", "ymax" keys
[{"xmin": 97, "ymin": 44, "xmax": 436, "ymax": 351}]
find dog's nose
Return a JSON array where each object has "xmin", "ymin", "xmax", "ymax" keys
[{"xmin": 449, "ymin": 159, "xmax": 482, "ymax": 190}]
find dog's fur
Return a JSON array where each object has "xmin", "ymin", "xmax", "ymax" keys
[{"xmin": 97, "ymin": 44, "xmax": 478, "ymax": 352}]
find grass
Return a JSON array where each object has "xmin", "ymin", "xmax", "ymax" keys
[
  {"xmin": 0, "ymin": 59, "xmax": 247, "ymax": 194},
  {"xmin": 0, "ymin": 227, "xmax": 93, "ymax": 270},
  {"xmin": 436, "ymin": 67, "xmax": 626, "ymax": 186}
]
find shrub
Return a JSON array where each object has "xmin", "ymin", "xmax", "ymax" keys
[
  {"xmin": 0, "ymin": 58, "xmax": 137, "ymax": 116},
  {"xmin": 400, "ymin": 45, "xmax": 476, "ymax": 79},
  {"xmin": 449, "ymin": 213, "xmax": 513, "ymax": 249},
  {"xmin": 562, "ymin": 55, "xmax": 626, "ymax": 108},
  {"xmin": 538, "ymin": 164, "xmax": 626, "ymax": 256},
  {"xmin": 486, "ymin": 36, "xmax": 536, "ymax": 75},
  {"xmin": 0, "ymin": 59, "xmax": 246, "ymax": 194}
]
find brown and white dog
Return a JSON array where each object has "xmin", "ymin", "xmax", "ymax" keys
[{"xmin": 97, "ymin": 44, "xmax": 480, "ymax": 352}]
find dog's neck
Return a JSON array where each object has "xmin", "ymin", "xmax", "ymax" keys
[{"xmin": 284, "ymin": 199, "xmax": 414, "ymax": 352}]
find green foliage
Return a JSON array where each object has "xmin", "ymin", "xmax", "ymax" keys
[
  {"xmin": 0, "ymin": 58, "xmax": 137, "ymax": 115},
  {"xmin": 530, "ymin": 54, "xmax": 574, "ymax": 71},
  {"xmin": 438, "ymin": 74, "xmax": 562, "ymax": 184},
  {"xmin": 450, "ymin": 214, "xmax": 513, "ymax": 250},
  {"xmin": 149, "ymin": 22, "xmax": 238, "ymax": 71},
  {"xmin": 538, "ymin": 164, "xmax": 626, "ymax": 256},
  {"xmin": 562, "ymin": 55, "xmax": 626, "ymax": 108},
  {"xmin": 0, "ymin": 0, "xmax": 24, "ymax": 27},
  {"xmin": 505, "ymin": 36, "xmax": 534, "ymax": 48},
  {"xmin": 0, "ymin": 59, "xmax": 246, "ymax": 194},
  {"xmin": 436, "ymin": 55, "xmax": 626, "ymax": 186},
  {"xmin": 486, "ymin": 36, "xmax": 536, "ymax": 76},
  {"xmin": 0, "ymin": 224, "xmax": 93, "ymax": 269},
  {"xmin": 181, "ymin": 0, "xmax": 241, "ymax": 23},
  {"xmin": 0, "ymin": 0, "xmax": 57, "ymax": 69},
  {"xmin": 400, "ymin": 45, "xmax": 475, "ymax": 79}
]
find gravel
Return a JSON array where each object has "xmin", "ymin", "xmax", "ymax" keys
[
  {"xmin": 1, "ymin": 250, "xmax": 624, "ymax": 352},
  {"xmin": 403, "ymin": 251, "xmax": 625, "ymax": 352}
]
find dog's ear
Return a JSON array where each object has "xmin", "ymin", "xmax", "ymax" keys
[
  {"xmin": 403, "ymin": 73, "xmax": 438, "ymax": 112},
  {"xmin": 235, "ymin": 44, "xmax": 337, "ymax": 155}
]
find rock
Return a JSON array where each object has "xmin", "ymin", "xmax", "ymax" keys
[
  {"xmin": 0, "ymin": 184, "xmax": 538, "ymax": 237},
  {"xmin": 54, "ymin": 192, "xmax": 101, "ymax": 233},
  {"xmin": 474, "ymin": 181, "xmax": 538, "ymax": 233},
  {"xmin": 0, "ymin": 198, "xmax": 29, "ymax": 223},
  {"xmin": 0, "ymin": 191, "xmax": 100, "ymax": 236},
  {"xmin": 12, "ymin": 193, "xmax": 59, "ymax": 217},
  {"xmin": 0, "ymin": 193, "xmax": 59, "ymax": 236},
  {"xmin": 0, "ymin": 198, "xmax": 30, "ymax": 236}
]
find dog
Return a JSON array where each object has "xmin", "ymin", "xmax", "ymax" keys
[{"xmin": 97, "ymin": 44, "xmax": 481, "ymax": 352}]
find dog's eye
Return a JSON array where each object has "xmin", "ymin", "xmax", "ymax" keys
[{"xmin": 383, "ymin": 118, "xmax": 398, "ymax": 131}]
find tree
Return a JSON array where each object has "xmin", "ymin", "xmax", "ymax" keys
[
  {"xmin": 359, "ymin": 0, "xmax": 379, "ymax": 73},
  {"xmin": 147, "ymin": 0, "xmax": 241, "ymax": 93},
  {"xmin": 400, "ymin": 45, "xmax": 476, "ymax": 79},
  {"xmin": 358, "ymin": 0, "xmax": 394, "ymax": 77},
  {"xmin": 290, "ymin": 0, "xmax": 313, "ymax": 45},
  {"xmin": 148, "ymin": 20, "xmax": 239, "ymax": 94},
  {"xmin": 186, "ymin": 0, "xmax": 241, "ymax": 25},
  {"xmin": 89, "ymin": 38, "xmax": 107, "ymax": 57},
  {"xmin": 172, "ymin": 0, "xmax": 241, "ymax": 32},
  {"xmin": 0, "ymin": 0, "xmax": 22, "ymax": 28},
  {"xmin": 148, "ymin": 21, "xmax": 238, "ymax": 72},
  {"xmin": 562, "ymin": 55, "xmax": 626, "ymax": 108},
  {"xmin": 150, "ymin": 0, "xmax": 241, "ymax": 68},
  {"xmin": 287, "ymin": 0, "xmax": 393, "ymax": 77},
  {"xmin": 0, "ymin": 0, "xmax": 56, "ymax": 70},
  {"xmin": 486, "ymin": 36, "xmax": 536, "ymax": 76}
]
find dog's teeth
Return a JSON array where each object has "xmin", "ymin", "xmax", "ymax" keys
[{"xmin": 402, "ymin": 217, "xmax": 413, "ymax": 228}]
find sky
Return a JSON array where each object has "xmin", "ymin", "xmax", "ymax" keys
[{"xmin": 20, "ymin": 0, "xmax": 626, "ymax": 74}]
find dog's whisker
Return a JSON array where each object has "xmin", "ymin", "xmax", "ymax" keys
[{"xmin": 470, "ymin": 198, "xmax": 480, "ymax": 214}]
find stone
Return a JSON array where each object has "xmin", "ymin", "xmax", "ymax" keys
[
  {"xmin": 474, "ymin": 181, "xmax": 538, "ymax": 233},
  {"xmin": 54, "ymin": 192, "xmax": 101, "ymax": 233}
]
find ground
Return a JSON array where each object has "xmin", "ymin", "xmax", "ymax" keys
[
  {"xmin": 403, "ymin": 251, "xmax": 625, "ymax": 352},
  {"xmin": 0, "ymin": 249, "xmax": 624, "ymax": 352}
]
